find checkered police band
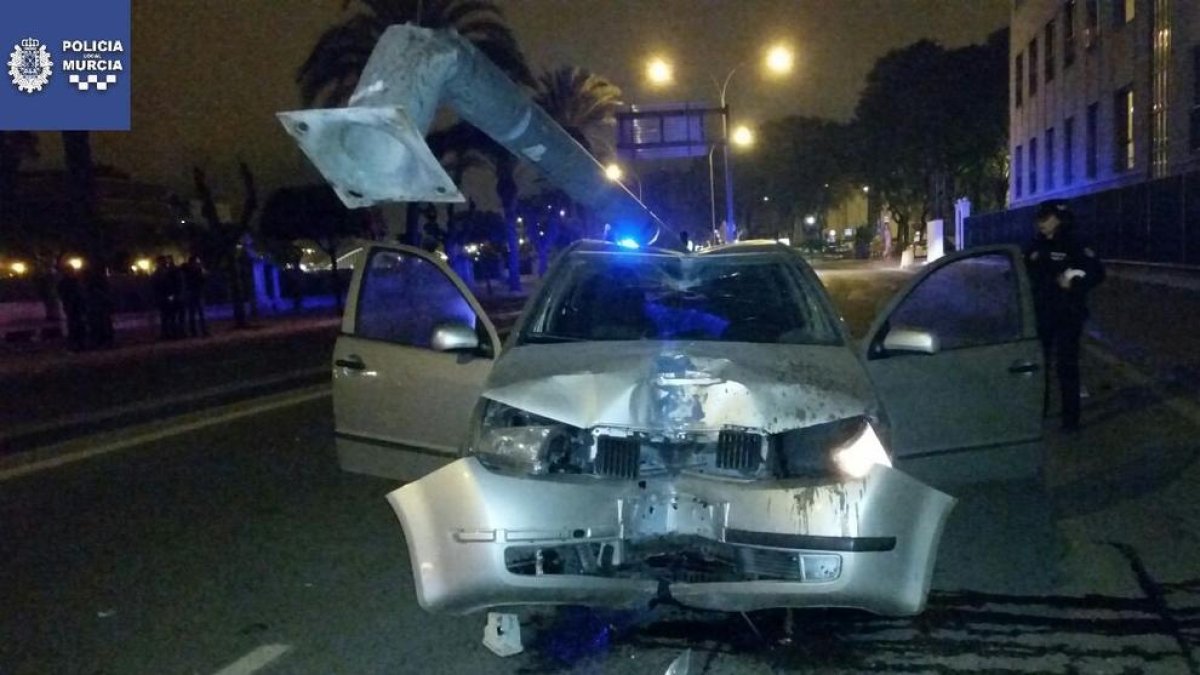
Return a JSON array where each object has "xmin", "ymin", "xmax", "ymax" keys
[{"xmin": 68, "ymin": 73, "xmax": 117, "ymax": 91}]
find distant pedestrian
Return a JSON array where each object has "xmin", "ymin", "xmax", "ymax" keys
[
  {"xmin": 1024, "ymin": 199, "xmax": 1105, "ymax": 431},
  {"xmin": 182, "ymin": 255, "xmax": 209, "ymax": 337},
  {"xmin": 151, "ymin": 255, "xmax": 183, "ymax": 340},
  {"xmin": 84, "ymin": 267, "xmax": 114, "ymax": 349},
  {"xmin": 677, "ymin": 230, "xmax": 692, "ymax": 253},
  {"xmin": 57, "ymin": 263, "xmax": 87, "ymax": 351}
]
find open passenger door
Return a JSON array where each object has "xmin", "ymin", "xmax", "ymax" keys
[
  {"xmin": 333, "ymin": 244, "xmax": 500, "ymax": 482},
  {"xmin": 862, "ymin": 246, "xmax": 1045, "ymax": 486}
]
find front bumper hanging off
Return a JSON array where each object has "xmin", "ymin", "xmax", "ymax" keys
[{"xmin": 387, "ymin": 458, "xmax": 954, "ymax": 616}]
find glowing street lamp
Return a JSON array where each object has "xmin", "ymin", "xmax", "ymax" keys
[
  {"xmin": 67, "ymin": 257, "xmax": 84, "ymax": 270},
  {"xmin": 10, "ymin": 261, "xmax": 28, "ymax": 275},
  {"xmin": 731, "ymin": 125, "xmax": 755, "ymax": 147},
  {"xmin": 646, "ymin": 57, "xmax": 673, "ymax": 86},
  {"xmin": 135, "ymin": 258, "xmax": 152, "ymax": 272},
  {"xmin": 765, "ymin": 44, "xmax": 794, "ymax": 75},
  {"xmin": 805, "ymin": 215, "xmax": 817, "ymax": 225}
]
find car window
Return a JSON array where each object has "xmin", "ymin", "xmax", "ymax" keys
[
  {"xmin": 355, "ymin": 249, "xmax": 480, "ymax": 348},
  {"xmin": 887, "ymin": 252, "xmax": 1022, "ymax": 350},
  {"xmin": 520, "ymin": 251, "xmax": 841, "ymax": 345}
]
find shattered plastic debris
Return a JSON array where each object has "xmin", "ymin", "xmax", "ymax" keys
[{"xmin": 482, "ymin": 612, "xmax": 524, "ymax": 657}]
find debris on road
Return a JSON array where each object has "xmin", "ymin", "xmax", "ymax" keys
[{"xmin": 482, "ymin": 612, "xmax": 523, "ymax": 657}]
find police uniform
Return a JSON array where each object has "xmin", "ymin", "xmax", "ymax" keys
[{"xmin": 1023, "ymin": 200, "xmax": 1105, "ymax": 430}]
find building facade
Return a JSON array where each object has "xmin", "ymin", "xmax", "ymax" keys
[{"xmin": 1010, "ymin": 0, "xmax": 1199, "ymax": 207}]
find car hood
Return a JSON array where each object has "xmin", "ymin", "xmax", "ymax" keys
[{"xmin": 482, "ymin": 340, "xmax": 877, "ymax": 434}]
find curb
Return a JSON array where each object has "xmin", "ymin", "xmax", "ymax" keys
[{"xmin": 0, "ymin": 365, "xmax": 331, "ymax": 456}]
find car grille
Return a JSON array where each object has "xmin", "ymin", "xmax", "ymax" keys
[
  {"xmin": 595, "ymin": 436, "xmax": 639, "ymax": 478},
  {"xmin": 716, "ymin": 430, "xmax": 764, "ymax": 471}
]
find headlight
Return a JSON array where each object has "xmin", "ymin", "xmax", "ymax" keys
[
  {"xmin": 831, "ymin": 423, "xmax": 891, "ymax": 479},
  {"xmin": 470, "ymin": 401, "xmax": 585, "ymax": 475}
]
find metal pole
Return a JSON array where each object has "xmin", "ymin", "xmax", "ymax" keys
[
  {"xmin": 708, "ymin": 144, "xmax": 717, "ymax": 239},
  {"xmin": 717, "ymin": 66, "xmax": 740, "ymax": 243},
  {"xmin": 722, "ymin": 106, "xmax": 736, "ymax": 241}
]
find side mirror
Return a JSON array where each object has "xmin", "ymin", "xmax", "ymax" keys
[
  {"xmin": 882, "ymin": 327, "xmax": 939, "ymax": 355},
  {"xmin": 431, "ymin": 321, "xmax": 480, "ymax": 352}
]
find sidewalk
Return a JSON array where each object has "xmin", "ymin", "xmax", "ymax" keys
[{"xmin": 0, "ymin": 282, "xmax": 537, "ymax": 455}]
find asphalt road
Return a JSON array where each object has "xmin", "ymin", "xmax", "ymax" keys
[{"xmin": 3, "ymin": 265, "xmax": 1199, "ymax": 674}]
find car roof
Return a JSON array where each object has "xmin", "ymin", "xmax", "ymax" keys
[{"xmin": 565, "ymin": 239, "xmax": 795, "ymax": 258}]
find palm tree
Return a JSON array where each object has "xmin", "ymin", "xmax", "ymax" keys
[
  {"xmin": 533, "ymin": 66, "xmax": 624, "ymax": 157},
  {"xmin": 298, "ymin": 0, "xmax": 531, "ymax": 107}
]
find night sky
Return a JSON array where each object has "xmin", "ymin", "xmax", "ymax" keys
[{"xmin": 23, "ymin": 0, "xmax": 1008, "ymax": 203}]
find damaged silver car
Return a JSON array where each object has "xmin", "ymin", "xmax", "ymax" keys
[{"xmin": 332, "ymin": 240, "xmax": 1045, "ymax": 617}]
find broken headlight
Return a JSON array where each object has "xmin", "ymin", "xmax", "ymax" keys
[
  {"xmin": 469, "ymin": 401, "xmax": 589, "ymax": 475},
  {"xmin": 830, "ymin": 422, "xmax": 891, "ymax": 478},
  {"xmin": 774, "ymin": 416, "xmax": 891, "ymax": 479}
]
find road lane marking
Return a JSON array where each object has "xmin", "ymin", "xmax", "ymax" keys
[
  {"xmin": 0, "ymin": 386, "xmax": 330, "ymax": 482},
  {"xmin": 1, "ymin": 365, "xmax": 329, "ymax": 445},
  {"xmin": 212, "ymin": 644, "xmax": 292, "ymax": 675}
]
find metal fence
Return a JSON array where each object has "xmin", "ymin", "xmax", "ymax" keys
[{"xmin": 964, "ymin": 170, "xmax": 1200, "ymax": 267}]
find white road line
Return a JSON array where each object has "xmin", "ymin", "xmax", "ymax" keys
[
  {"xmin": 0, "ymin": 387, "xmax": 330, "ymax": 482},
  {"xmin": 211, "ymin": 644, "xmax": 292, "ymax": 675}
]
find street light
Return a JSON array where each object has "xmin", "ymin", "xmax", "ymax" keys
[
  {"xmin": 765, "ymin": 44, "xmax": 795, "ymax": 75},
  {"xmin": 10, "ymin": 261, "xmax": 27, "ymax": 275},
  {"xmin": 805, "ymin": 215, "xmax": 817, "ymax": 225},
  {"xmin": 646, "ymin": 57, "xmax": 673, "ymax": 86},
  {"xmin": 644, "ymin": 44, "xmax": 794, "ymax": 242},
  {"xmin": 605, "ymin": 162, "xmax": 643, "ymax": 200},
  {"xmin": 67, "ymin": 257, "xmax": 84, "ymax": 270}
]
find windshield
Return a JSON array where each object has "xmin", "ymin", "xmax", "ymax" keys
[{"xmin": 519, "ymin": 251, "xmax": 841, "ymax": 345}]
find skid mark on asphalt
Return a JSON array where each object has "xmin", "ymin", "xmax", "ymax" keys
[{"xmin": 520, "ymin": 577, "xmax": 1200, "ymax": 673}]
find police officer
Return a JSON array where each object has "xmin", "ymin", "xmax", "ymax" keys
[{"xmin": 1024, "ymin": 199, "xmax": 1105, "ymax": 431}]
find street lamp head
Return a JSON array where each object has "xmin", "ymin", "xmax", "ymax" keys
[
  {"xmin": 762, "ymin": 195, "xmax": 770, "ymax": 202},
  {"xmin": 731, "ymin": 125, "xmax": 754, "ymax": 147},
  {"xmin": 604, "ymin": 163, "xmax": 623, "ymax": 181},
  {"xmin": 646, "ymin": 57, "xmax": 673, "ymax": 86},
  {"xmin": 765, "ymin": 44, "xmax": 794, "ymax": 75},
  {"xmin": 805, "ymin": 215, "xmax": 816, "ymax": 225},
  {"xmin": 862, "ymin": 185, "xmax": 870, "ymax": 193}
]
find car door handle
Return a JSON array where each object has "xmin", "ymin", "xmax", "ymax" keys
[
  {"xmin": 335, "ymin": 355, "xmax": 366, "ymax": 371},
  {"xmin": 1008, "ymin": 361, "xmax": 1040, "ymax": 374}
]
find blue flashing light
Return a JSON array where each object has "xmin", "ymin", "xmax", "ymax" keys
[{"xmin": 616, "ymin": 237, "xmax": 640, "ymax": 250}]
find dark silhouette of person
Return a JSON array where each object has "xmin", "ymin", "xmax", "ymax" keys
[
  {"xmin": 182, "ymin": 255, "xmax": 209, "ymax": 337},
  {"xmin": 57, "ymin": 264, "xmax": 88, "ymax": 351},
  {"xmin": 1023, "ymin": 199, "xmax": 1105, "ymax": 431},
  {"xmin": 678, "ymin": 230, "xmax": 691, "ymax": 252},
  {"xmin": 151, "ymin": 255, "xmax": 184, "ymax": 340},
  {"xmin": 84, "ymin": 267, "xmax": 114, "ymax": 348}
]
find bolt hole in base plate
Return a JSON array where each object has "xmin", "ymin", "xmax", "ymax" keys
[{"xmin": 276, "ymin": 106, "xmax": 465, "ymax": 209}]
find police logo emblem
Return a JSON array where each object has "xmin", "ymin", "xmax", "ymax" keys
[{"xmin": 8, "ymin": 37, "xmax": 53, "ymax": 93}]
